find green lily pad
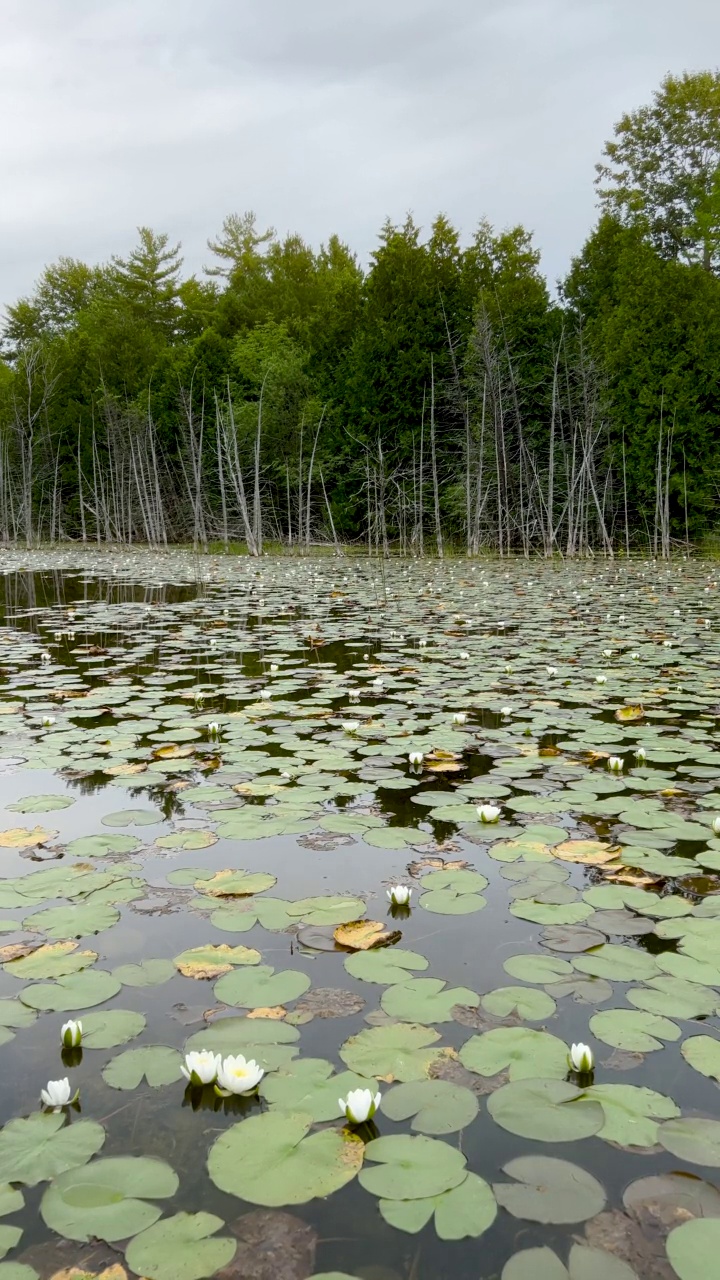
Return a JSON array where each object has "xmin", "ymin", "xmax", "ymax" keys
[
  {"xmin": 113, "ymin": 959, "xmax": 176, "ymax": 987},
  {"xmin": 583, "ymin": 1083, "xmax": 679, "ymax": 1147},
  {"xmin": 173, "ymin": 944, "xmax": 261, "ymax": 978},
  {"xmin": 378, "ymin": 1171, "xmax": 496, "ymax": 1239},
  {"xmin": 358, "ymin": 1134, "xmax": 466, "ymax": 1199},
  {"xmin": 482, "ymin": 986, "xmax": 557, "ymax": 1021},
  {"xmin": 340, "ymin": 1023, "xmax": 444, "ymax": 1081},
  {"xmin": 488, "ymin": 1079, "xmax": 605, "ymax": 1142},
  {"xmin": 660, "ymin": 1118, "xmax": 720, "ymax": 1166},
  {"xmin": 260, "ymin": 1059, "xmax": 377, "ymax": 1122},
  {"xmin": 39, "ymin": 1155, "xmax": 178, "ymax": 1241},
  {"xmin": 81, "ymin": 1009, "xmax": 147, "ymax": 1048},
  {"xmin": 460, "ymin": 1028, "xmax": 568, "ymax": 1081},
  {"xmin": 381, "ymin": 978, "xmax": 479, "ymax": 1024},
  {"xmin": 344, "ymin": 949, "xmax": 429, "ymax": 985},
  {"xmin": 4, "ymin": 942, "xmax": 97, "ymax": 981},
  {"xmin": 573, "ymin": 945, "xmax": 661, "ymax": 982},
  {"xmin": 24, "ymin": 903, "xmax": 120, "ymax": 939},
  {"xmin": 102, "ymin": 1045, "xmax": 183, "ymax": 1090},
  {"xmin": 681, "ymin": 1035, "xmax": 720, "ymax": 1081},
  {"xmin": 510, "ymin": 901, "xmax": 594, "ymax": 925},
  {"xmin": 666, "ymin": 1219, "xmax": 720, "ymax": 1280},
  {"xmin": 419, "ymin": 889, "xmax": 487, "ymax": 915},
  {"xmin": 214, "ymin": 965, "xmax": 311, "ymax": 1009},
  {"xmin": 156, "ymin": 830, "xmax": 218, "ymax": 850},
  {"xmin": 494, "ymin": 1155, "xmax": 606, "ymax": 1223},
  {"xmin": 589, "ymin": 1009, "xmax": 680, "ymax": 1051},
  {"xmin": 208, "ymin": 1111, "xmax": 363, "ymax": 1206},
  {"xmin": 0, "ymin": 1112, "xmax": 105, "ymax": 1186},
  {"xmin": 64, "ymin": 834, "xmax": 142, "ymax": 858},
  {"xmin": 0, "ymin": 1227, "xmax": 21, "ymax": 1261},
  {"xmin": 381, "ymin": 1080, "xmax": 479, "ymax": 1134},
  {"xmin": 503, "ymin": 954, "xmax": 574, "ymax": 984},
  {"xmin": 627, "ymin": 976, "xmax": 718, "ymax": 1018},
  {"xmin": 0, "ymin": 1188, "xmax": 22, "ymax": 1219},
  {"xmin": 20, "ymin": 969, "xmax": 121, "ymax": 1012},
  {"xmin": 7, "ymin": 795, "xmax": 74, "ymax": 813},
  {"xmin": 102, "ymin": 808, "xmax": 162, "ymax": 826},
  {"xmin": 126, "ymin": 1211, "xmax": 236, "ymax": 1280}
]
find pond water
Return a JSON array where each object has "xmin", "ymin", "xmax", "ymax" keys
[{"xmin": 0, "ymin": 549, "xmax": 718, "ymax": 1280}]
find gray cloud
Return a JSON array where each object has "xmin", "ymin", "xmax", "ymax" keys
[{"xmin": 1, "ymin": 0, "xmax": 718, "ymax": 309}]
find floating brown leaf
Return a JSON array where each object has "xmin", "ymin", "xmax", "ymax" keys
[
  {"xmin": 333, "ymin": 920, "xmax": 401, "ymax": 950},
  {"xmin": 0, "ymin": 826, "xmax": 57, "ymax": 848},
  {"xmin": 615, "ymin": 705, "xmax": 645, "ymax": 723},
  {"xmin": 553, "ymin": 839, "xmax": 618, "ymax": 866}
]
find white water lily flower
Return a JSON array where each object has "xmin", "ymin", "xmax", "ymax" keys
[
  {"xmin": 348, "ymin": 690, "xmax": 360, "ymax": 702},
  {"xmin": 713, "ymin": 816, "xmax": 720, "ymax": 836},
  {"xmin": 339, "ymin": 1087, "xmax": 381, "ymax": 1125},
  {"xmin": 595, "ymin": 675, "xmax": 607, "ymax": 684},
  {"xmin": 61, "ymin": 1020, "xmax": 82, "ymax": 1048},
  {"xmin": 41, "ymin": 1078, "xmax": 75, "ymax": 1110},
  {"xmin": 634, "ymin": 746, "xmax": 647, "ymax": 763},
  {"xmin": 546, "ymin": 666, "xmax": 557, "ymax": 676},
  {"xmin": 504, "ymin": 664, "xmax": 512, "ymax": 674},
  {"xmin": 419, "ymin": 639, "xmax": 427, "ymax": 648},
  {"xmin": 181, "ymin": 1050, "xmax": 221, "ymax": 1087},
  {"xmin": 215, "ymin": 1054, "xmax": 264, "ymax": 1096},
  {"xmin": 208, "ymin": 721, "xmax": 220, "ymax": 736},
  {"xmin": 460, "ymin": 651, "xmax": 470, "ymax": 660},
  {"xmin": 663, "ymin": 640, "xmax": 672, "ymax": 648},
  {"xmin": 452, "ymin": 712, "xmax": 467, "ymax": 725},
  {"xmin": 269, "ymin": 663, "xmax": 279, "ymax": 672},
  {"xmin": 602, "ymin": 649, "xmax": 612, "ymax": 658},
  {"xmin": 477, "ymin": 804, "xmax": 501, "ymax": 823},
  {"xmin": 372, "ymin": 678, "xmax": 383, "ymax": 690},
  {"xmin": 500, "ymin": 706, "xmax": 512, "ymax": 717},
  {"xmin": 568, "ymin": 1043, "xmax": 594, "ymax": 1073},
  {"xmin": 40, "ymin": 652, "xmax": 51, "ymax": 663},
  {"xmin": 342, "ymin": 721, "xmax": 360, "ymax": 734},
  {"xmin": 408, "ymin": 751, "xmax": 424, "ymax": 766},
  {"xmin": 387, "ymin": 885, "xmax": 412, "ymax": 906},
  {"xmin": 631, "ymin": 652, "xmax": 640, "ymax": 660},
  {"xmin": 607, "ymin": 756, "xmax": 624, "ymax": 773},
  {"xmin": 42, "ymin": 716, "xmax": 55, "ymax": 728}
]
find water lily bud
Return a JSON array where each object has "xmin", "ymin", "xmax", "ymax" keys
[
  {"xmin": 419, "ymin": 639, "xmax": 427, "ymax": 648},
  {"xmin": 460, "ymin": 651, "xmax": 470, "ymax": 660},
  {"xmin": 634, "ymin": 746, "xmax": 647, "ymax": 763},
  {"xmin": 408, "ymin": 750, "xmax": 423, "ymax": 766},
  {"xmin": 500, "ymin": 706, "xmax": 512, "ymax": 717},
  {"xmin": 607, "ymin": 756, "xmax": 624, "ymax": 773},
  {"xmin": 40, "ymin": 651, "xmax": 51, "ymax": 663},
  {"xmin": 387, "ymin": 885, "xmax": 411, "ymax": 906},
  {"xmin": 631, "ymin": 652, "xmax": 640, "ymax": 660},
  {"xmin": 41, "ymin": 1078, "xmax": 76, "ymax": 1110},
  {"xmin": 713, "ymin": 817, "xmax": 720, "ymax": 836},
  {"xmin": 339, "ymin": 1087, "xmax": 381, "ymax": 1125},
  {"xmin": 372, "ymin": 678, "xmax": 383, "ymax": 690},
  {"xmin": 452, "ymin": 712, "xmax": 467, "ymax": 725},
  {"xmin": 270, "ymin": 663, "xmax": 279, "ymax": 673},
  {"xmin": 61, "ymin": 1020, "xmax": 82, "ymax": 1049},
  {"xmin": 477, "ymin": 804, "xmax": 500, "ymax": 823},
  {"xmin": 208, "ymin": 722, "xmax": 220, "ymax": 737},
  {"xmin": 181, "ymin": 1050, "xmax": 221, "ymax": 1087},
  {"xmin": 215, "ymin": 1054, "xmax": 264, "ymax": 1097},
  {"xmin": 602, "ymin": 649, "xmax": 612, "ymax": 658},
  {"xmin": 42, "ymin": 716, "xmax": 55, "ymax": 728},
  {"xmin": 504, "ymin": 664, "xmax": 512, "ymax": 674},
  {"xmin": 595, "ymin": 675, "xmax": 607, "ymax": 684},
  {"xmin": 546, "ymin": 666, "xmax": 557, "ymax": 676},
  {"xmin": 568, "ymin": 1043, "xmax": 594, "ymax": 1073},
  {"xmin": 348, "ymin": 689, "xmax": 360, "ymax": 702}
]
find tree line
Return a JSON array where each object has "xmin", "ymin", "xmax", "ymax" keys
[{"xmin": 2, "ymin": 70, "xmax": 720, "ymax": 556}]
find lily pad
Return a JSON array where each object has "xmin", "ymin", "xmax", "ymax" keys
[
  {"xmin": 102, "ymin": 1046, "xmax": 183, "ymax": 1090},
  {"xmin": 40, "ymin": 1155, "xmax": 178, "ymax": 1242},
  {"xmin": 0, "ymin": 1112, "xmax": 105, "ymax": 1186},
  {"xmin": 208, "ymin": 1111, "xmax": 363, "ymax": 1206},
  {"xmin": 573, "ymin": 945, "xmax": 661, "ymax": 982},
  {"xmin": 358, "ymin": 1134, "xmax": 466, "ymax": 1199},
  {"xmin": 666, "ymin": 1219, "xmax": 720, "ymax": 1280},
  {"xmin": 487, "ymin": 1079, "xmax": 605, "ymax": 1142},
  {"xmin": 214, "ymin": 966, "xmax": 311, "ymax": 1009},
  {"xmin": 378, "ymin": 1171, "xmax": 496, "ymax": 1240},
  {"xmin": 113, "ymin": 959, "xmax": 176, "ymax": 987},
  {"xmin": 660, "ymin": 1118, "xmax": 720, "ymax": 1166},
  {"xmin": 3, "ymin": 942, "xmax": 97, "ymax": 981},
  {"xmin": 344, "ymin": 949, "xmax": 429, "ymax": 985},
  {"xmin": 680, "ymin": 1035, "xmax": 720, "ymax": 1081},
  {"xmin": 20, "ymin": 969, "xmax": 121, "ymax": 1012},
  {"xmin": 7, "ymin": 795, "xmax": 74, "ymax": 814},
  {"xmin": 24, "ymin": 903, "xmax": 120, "ymax": 939},
  {"xmin": 81, "ymin": 1010, "xmax": 147, "ymax": 1049},
  {"xmin": 583, "ymin": 1083, "xmax": 679, "ymax": 1147},
  {"xmin": 125, "ymin": 1211, "xmax": 236, "ymax": 1280},
  {"xmin": 589, "ymin": 1009, "xmax": 680, "ymax": 1052},
  {"xmin": 64, "ymin": 835, "xmax": 141, "ymax": 858},
  {"xmin": 340, "ymin": 1023, "xmax": 444, "ymax": 1082},
  {"xmin": 173, "ymin": 945, "xmax": 261, "ymax": 979},
  {"xmin": 381, "ymin": 978, "xmax": 479, "ymax": 1024},
  {"xmin": 185, "ymin": 1017, "xmax": 300, "ymax": 1071},
  {"xmin": 260, "ymin": 1059, "xmax": 376, "ymax": 1122},
  {"xmin": 459, "ymin": 1028, "xmax": 568, "ymax": 1081},
  {"xmin": 381, "ymin": 1080, "xmax": 479, "ymax": 1134},
  {"xmin": 482, "ymin": 986, "xmax": 557, "ymax": 1021},
  {"xmin": 494, "ymin": 1155, "xmax": 606, "ymax": 1223}
]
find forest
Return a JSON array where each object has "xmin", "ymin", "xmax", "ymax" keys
[{"xmin": 1, "ymin": 69, "xmax": 720, "ymax": 556}]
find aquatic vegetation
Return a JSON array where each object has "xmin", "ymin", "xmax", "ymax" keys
[{"xmin": 0, "ymin": 549, "xmax": 715, "ymax": 1276}]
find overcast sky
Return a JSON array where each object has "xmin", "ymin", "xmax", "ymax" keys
[{"xmin": 1, "ymin": 0, "xmax": 718, "ymax": 310}]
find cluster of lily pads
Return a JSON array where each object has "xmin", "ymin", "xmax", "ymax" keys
[{"xmin": 0, "ymin": 549, "xmax": 717, "ymax": 1279}]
